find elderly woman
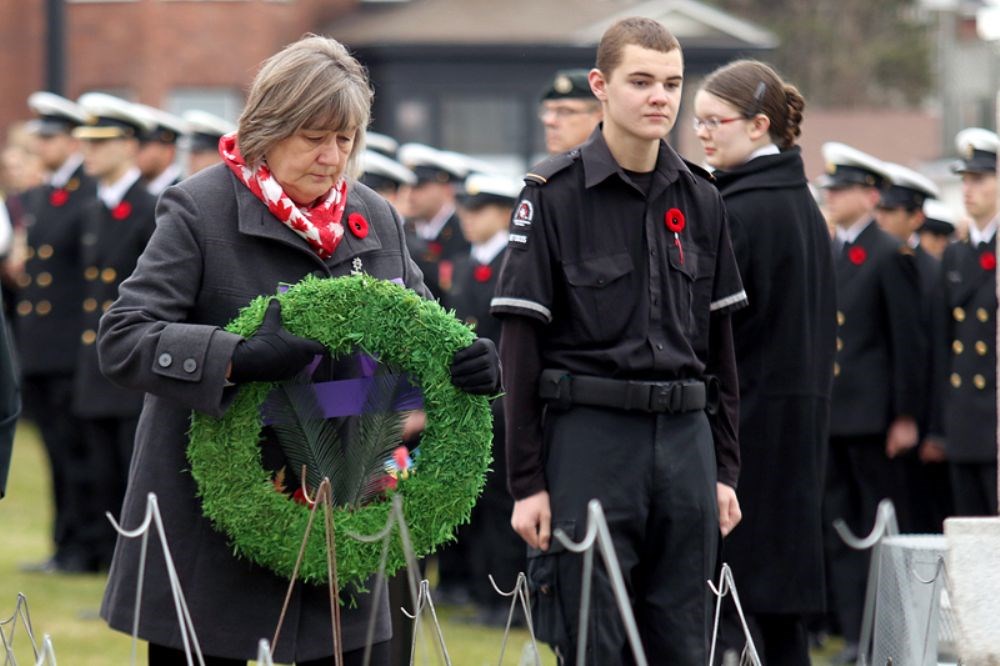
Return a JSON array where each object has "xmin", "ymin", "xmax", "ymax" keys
[{"xmin": 98, "ymin": 36, "xmax": 497, "ymax": 665}]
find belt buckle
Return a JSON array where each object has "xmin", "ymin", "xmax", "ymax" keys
[{"xmin": 649, "ymin": 383, "xmax": 680, "ymax": 413}]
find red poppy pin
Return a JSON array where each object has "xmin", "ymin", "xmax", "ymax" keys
[
  {"xmin": 427, "ymin": 241, "xmax": 443, "ymax": 258},
  {"xmin": 848, "ymin": 246, "xmax": 867, "ymax": 266},
  {"xmin": 665, "ymin": 208, "xmax": 686, "ymax": 264},
  {"xmin": 980, "ymin": 250, "xmax": 996, "ymax": 272},
  {"xmin": 111, "ymin": 201, "xmax": 132, "ymax": 220},
  {"xmin": 49, "ymin": 188, "xmax": 69, "ymax": 207},
  {"xmin": 347, "ymin": 212, "xmax": 369, "ymax": 239},
  {"xmin": 473, "ymin": 264, "xmax": 493, "ymax": 283}
]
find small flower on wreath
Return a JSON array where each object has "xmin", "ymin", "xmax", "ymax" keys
[
  {"xmin": 665, "ymin": 208, "xmax": 685, "ymax": 233},
  {"xmin": 348, "ymin": 212, "xmax": 369, "ymax": 239},
  {"xmin": 473, "ymin": 264, "xmax": 493, "ymax": 283},
  {"xmin": 111, "ymin": 201, "xmax": 132, "ymax": 220},
  {"xmin": 848, "ymin": 245, "xmax": 867, "ymax": 266},
  {"xmin": 385, "ymin": 445, "xmax": 413, "ymax": 481},
  {"xmin": 980, "ymin": 250, "xmax": 996, "ymax": 272},
  {"xmin": 49, "ymin": 188, "xmax": 69, "ymax": 207}
]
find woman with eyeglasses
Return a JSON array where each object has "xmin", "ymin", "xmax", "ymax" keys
[{"xmin": 694, "ymin": 60, "xmax": 837, "ymax": 665}]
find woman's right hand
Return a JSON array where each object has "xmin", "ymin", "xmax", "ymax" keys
[{"xmin": 227, "ymin": 300, "xmax": 325, "ymax": 383}]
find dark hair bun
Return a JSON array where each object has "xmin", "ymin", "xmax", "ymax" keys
[{"xmin": 782, "ymin": 84, "xmax": 805, "ymax": 149}]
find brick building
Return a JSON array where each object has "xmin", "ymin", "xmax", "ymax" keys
[{"xmin": 0, "ymin": 0, "xmax": 355, "ymax": 137}]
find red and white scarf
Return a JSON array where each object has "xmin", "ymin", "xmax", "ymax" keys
[{"xmin": 219, "ymin": 133, "xmax": 347, "ymax": 259}]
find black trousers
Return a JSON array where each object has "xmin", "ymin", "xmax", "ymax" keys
[
  {"xmin": 950, "ymin": 461, "xmax": 998, "ymax": 516},
  {"xmin": 529, "ymin": 406, "xmax": 719, "ymax": 666},
  {"xmin": 79, "ymin": 415, "xmax": 139, "ymax": 567},
  {"xmin": 148, "ymin": 640, "xmax": 390, "ymax": 665},
  {"xmin": 823, "ymin": 434, "xmax": 905, "ymax": 644},
  {"xmin": 21, "ymin": 374, "xmax": 88, "ymax": 563},
  {"xmin": 715, "ymin": 609, "xmax": 810, "ymax": 666}
]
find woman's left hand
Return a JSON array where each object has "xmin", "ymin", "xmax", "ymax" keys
[{"xmin": 449, "ymin": 337, "xmax": 500, "ymax": 395}]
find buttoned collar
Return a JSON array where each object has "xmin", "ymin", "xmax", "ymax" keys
[
  {"xmin": 836, "ymin": 216, "xmax": 873, "ymax": 244},
  {"xmin": 49, "ymin": 153, "xmax": 84, "ymax": 188},
  {"xmin": 580, "ymin": 125, "xmax": 685, "ymax": 198},
  {"xmin": 97, "ymin": 167, "xmax": 142, "ymax": 209},
  {"xmin": 968, "ymin": 216, "xmax": 998, "ymax": 246},
  {"xmin": 471, "ymin": 230, "xmax": 508, "ymax": 265},
  {"xmin": 146, "ymin": 163, "xmax": 182, "ymax": 197}
]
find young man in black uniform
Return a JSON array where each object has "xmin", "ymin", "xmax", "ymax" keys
[
  {"xmin": 919, "ymin": 198, "xmax": 957, "ymax": 261},
  {"xmin": 16, "ymin": 92, "xmax": 98, "ymax": 573},
  {"xmin": 821, "ymin": 142, "xmax": 924, "ymax": 661},
  {"xmin": 360, "ymin": 148, "xmax": 416, "ymax": 210},
  {"xmin": 875, "ymin": 162, "xmax": 953, "ymax": 531},
  {"xmin": 72, "ymin": 93, "xmax": 159, "ymax": 570},
  {"xmin": 941, "ymin": 127, "xmax": 999, "ymax": 516},
  {"xmin": 397, "ymin": 143, "xmax": 470, "ymax": 299},
  {"xmin": 181, "ymin": 109, "xmax": 235, "ymax": 176},
  {"xmin": 492, "ymin": 17, "xmax": 746, "ymax": 664}
]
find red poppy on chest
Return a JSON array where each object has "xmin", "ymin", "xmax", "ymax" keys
[
  {"xmin": 980, "ymin": 250, "xmax": 996, "ymax": 272},
  {"xmin": 111, "ymin": 201, "xmax": 132, "ymax": 220},
  {"xmin": 473, "ymin": 264, "xmax": 493, "ymax": 283},
  {"xmin": 848, "ymin": 246, "xmax": 867, "ymax": 265},
  {"xmin": 49, "ymin": 189, "xmax": 69, "ymax": 207},
  {"xmin": 348, "ymin": 213, "xmax": 369, "ymax": 239}
]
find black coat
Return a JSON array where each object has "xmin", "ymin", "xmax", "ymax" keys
[
  {"xmin": 940, "ymin": 236, "xmax": 997, "ymax": 462},
  {"xmin": 72, "ymin": 179, "xmax": 157, "ymax": 418},
  {"xmin": 712, "ymin": 148, "xmax": 836, "ymax": 614},
  {"xmin": 404, "ymin": 212, "xmax": 469, "ymax": 299},
  {"xmin": 831, "ymin": 222, "xmax": 923, "ymax": 436},
  {"xmin": 15, "ymin": 166, "xmax": 97, "ymax": 376}
]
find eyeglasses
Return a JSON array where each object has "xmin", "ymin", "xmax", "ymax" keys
[
  {"xmin": 691, "ymin": 116, "xmax": 744, "ymax": 131},
  {"xmin": 538, "ymin": 106, "xmax": 598, "ymax": 120}
]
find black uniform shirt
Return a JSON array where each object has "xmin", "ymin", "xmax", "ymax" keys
[{"xmin": 491, "ymin": 128, "xmax": 747, "ymax": 497}]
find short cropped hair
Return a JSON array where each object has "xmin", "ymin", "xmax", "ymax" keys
[
  {"xmin": 595, "ymin": 17, "xmax": 681, "ymax": 79},
  {"xmin": 237, "ymin": 35, "xmax": 372, "ymax": 178}
]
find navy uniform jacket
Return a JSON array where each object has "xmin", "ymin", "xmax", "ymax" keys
[
  {"xmin": 72, "ymin": 179, "xmax": 157, "ymax": 418},
  {"xmin": 0, "ymin": 291, "xmax": 19, "ymax": 499},
  {"xmin": 15, "ymin": 166, "xmax": 97, "ymax": 376},
  {"xmin": 405, "ymin": 212, "xmax": 469, "ymax": 298},
  {"xmin": 831, "ymin": 221, "xmax": 923, "ymax": 437},
  {"xmin": 447, "ymin": 252, "xmax": 503, "ymax": 345},
  {"xmin": 913, "ymin": 245, "xmax": 947, "ymax": 437},
  {"xmin": 940, "ymin": 236, "xmax": 997, "ymax": 462},
  {"xmin": 491, "ymin": 128, "xmax": 747, "ymax": 497}
]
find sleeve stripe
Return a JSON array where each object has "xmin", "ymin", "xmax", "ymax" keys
[
  {"xmin": 710, "ymin": 290, "xmax": 748, "ymax": 312},
  {"xmin": 490, "ymin": 297, "xmax": 552, "ymax": 322}
]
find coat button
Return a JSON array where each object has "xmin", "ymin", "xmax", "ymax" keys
[
  {"xmin": 976, "ymin": 341, "xmax": 988, "ymax": 356},
  {"xmin": 101, "ymin": 268, "xmax": 117, "ymax": 283},
  {"xmin": 836, "ymin": 338, "xmax": 844, "ymax": 352},
  {"xmin": 953, "ymin": 340, "xmax": 964, "ymax": 355},
  {"xmin": 84, "ymin": 266, "xmax": 99, "ymax": 281},
  {"xmin": 16, "ymin": 273, "xmax": 31, "ymax": 288},
  {"xmin": 183, "ymin": 358, "xmax": 198, "ymax": 373},
  {"xmin": 833, "ymin": 362, "xmax": 840, "ymax": 377},
  {"xmin": 158, "ymin": 353, "xmax": 173, "ymax": 368},
  {"xmin": 974, "ymin": 374, "xmax": 987, "ymax": 390},
  {"xmin": 25, "ymin": 246, "xmax": 35, "ymax": 259},
  {"xmin": 16, "ymin": 301, "xmax": 32, "ymax": 316},
  {"xmin": 950, "ymin": 373, "xmax": 961, "ymax": 388},
  {"xmin": 37, "ymin": 244, "xmax": 53, "ymax": 260},
  {"xmin": 953, "ymin": 307, "xmax": 965, "ymax": 322},
  {"xmin": 81, "ymin": 330, "xmax": 97, "ymax": 345},
  {"xmin": 836, "ymin": 311, "xmax": 845, "ymax": 326},
  {"xmin": 35, "ymin": 300, "xmax": 51, "ymax": 316},
  {"xmin": 36, "ymin": 272, "xmax": 52, "ymax": 288},
  {"xmin": 102, "ymin": 300, "xmax": 113, "ymax": 312},
  {"xmin": 83, "ymin": 298, "xmax": 98, "ymax": 312},
  {"xmin": 976, "ymin": 308, "xmax": 989, "ymax": 323}
]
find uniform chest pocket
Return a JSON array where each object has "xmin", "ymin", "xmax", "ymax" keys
[
  {"xmin": 666, "ymin": 245, "xmax": 700, "ymax": 335},
  {"xmin": 561, "ymin": 252, "xmax": 635, "ymax": 342}
]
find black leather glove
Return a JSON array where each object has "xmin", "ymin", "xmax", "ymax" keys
[
  {"xmin": 228, "ymin": 300, "xmax": 326, "ymax": 383},
  {"xmin": 450, "ymin": 337, "xmax": 500, "ymax": 395}
]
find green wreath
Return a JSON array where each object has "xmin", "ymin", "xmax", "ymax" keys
[{"xmin": 187, "ymin": 274, "xmax": 493, "ymax": 586}]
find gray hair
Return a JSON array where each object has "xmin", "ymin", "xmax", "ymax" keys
[{"xmin": 237, "ymin": 35, "xmax": 372, "ymax": 178}]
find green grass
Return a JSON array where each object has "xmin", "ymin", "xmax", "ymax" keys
[{"xmin": 0, "ymin": 422, "xmax": 553, "ymax": 665}]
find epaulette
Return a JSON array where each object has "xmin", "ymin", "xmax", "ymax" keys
[
  {"xmin": 682, "ymin": 158, "xmax": 716, "ymax": 183},
  {"xmin": 524, "ymin": 149, "xmax": 580, "ymax": 186}
]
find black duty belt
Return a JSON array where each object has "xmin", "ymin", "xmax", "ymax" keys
[{"xmin": 538, "ymin": 369, "xmax": 712, "ymax": 414}]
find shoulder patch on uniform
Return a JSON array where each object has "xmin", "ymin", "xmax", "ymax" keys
[
  {"xmin": 524, "ymin": 150, "xmax": 580, "ymax": 186},
  {"xmin": 513, "ymin": 200, "xmax": 533, "ymax": 228},
  {"xmin": 681, "ymin": 158, "xmax": 716, "ymax": 183}
]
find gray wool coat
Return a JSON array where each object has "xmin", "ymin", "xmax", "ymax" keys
[{"xmin": 98, "ymin": 163, "xmax": 431, "ymax": 662}]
